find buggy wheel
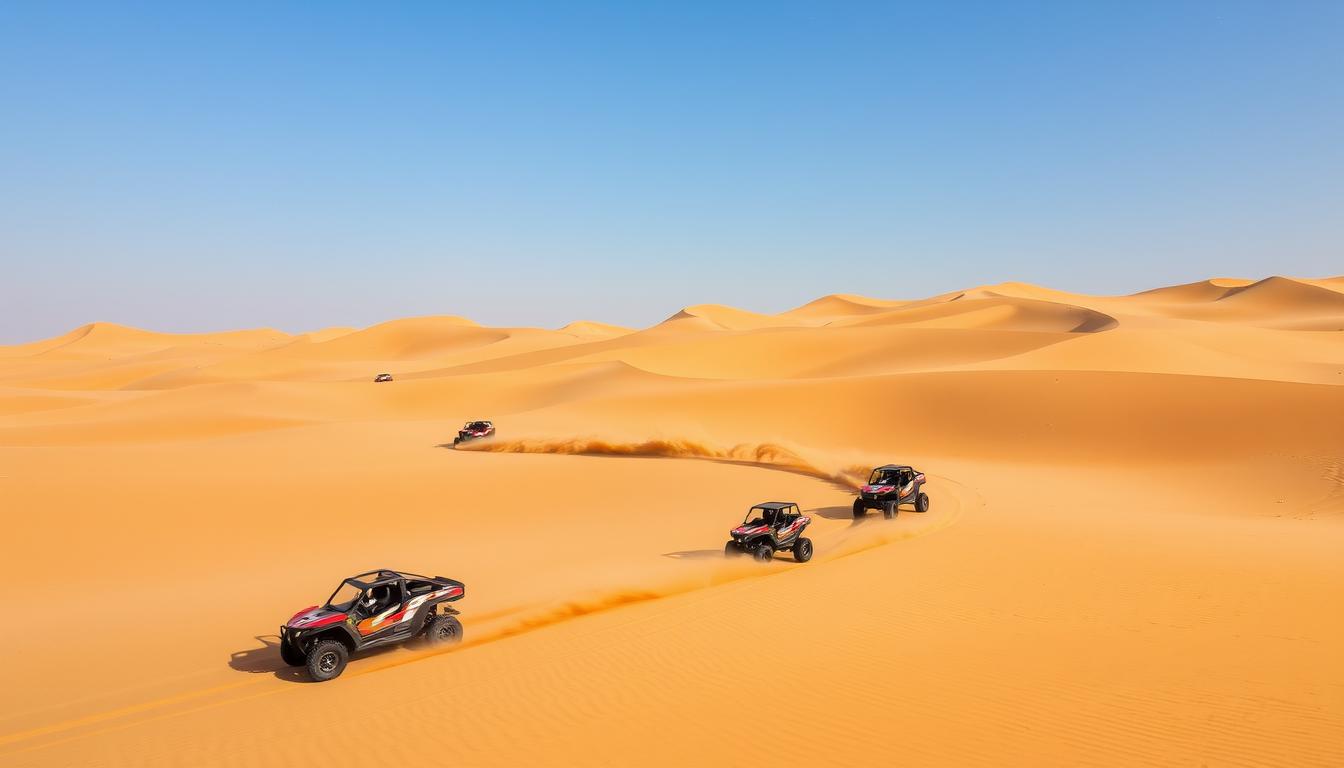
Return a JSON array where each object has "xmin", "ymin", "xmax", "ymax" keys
[
  {"xmin": 792, "ymin": 537, "xmax": 813, "ymax": 563},
  {"xmin": 724, "ymin": 541, "xmax": 741, "ymax": 557},
  {"xmin": 306, "ymin": 639, "xmax": 348, "ymax": 682},
  {"xmin": 916, "ymin": 492, "xmax": 930, "ymax": 513},
  {"xmin": 752, "ymin": 542, "xmax": 774, "ymax": 563},
  {"xmin": 882, "ymin": 501, "xmax": 896, "ymax": 519},
  {"xmin": 279, "ymin": 639, "xmax": 306, "ymax": 667},
  {"xmin": 852, "ymin": 498, "xmax": 865, "ymax": 518},
  {"xmin": 426, "ymin": 615, "xmax": 464, "ymax": 647}
]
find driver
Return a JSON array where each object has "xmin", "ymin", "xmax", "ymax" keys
[
  {"xmin": 362, "ymin": 585, "xmax": 392, "ymax": 613},
  {"xmin": 899, "ymin": 472, "xmax": 914, "ymax": 497}
]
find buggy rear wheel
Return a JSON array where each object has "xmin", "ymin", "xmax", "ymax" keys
[
  {"xmin": 426, "ymin": 614, "xmax": 464, "ymax": 647},
  {"xmin": 792, "ymin": 537, "xmax": 813, "ymax": 563},
  {"xmin": 752, "ymin": 542, "xmax": 774, "ymax": 563},
  {"xmin": 915, "ymin": 492, "xmax": 930, "ymax": 513},
  {"xmin": 306, "ymin": 639, "xmax": 348, "ymax": 682}
]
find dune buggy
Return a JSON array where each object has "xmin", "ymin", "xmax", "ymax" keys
[
  {"xmin": 280, "ymin": 569, "xmax": 466, "ymax": 681},
  {"xmin": 853, "ymin": 464, "xmax": 929, "ymax": 519},
  {"xmin": 725, "ymin": 502, "xmax": 813, "ymax": 563},
  {"xmin": 374, "ymin": 373, "xmax": 393, "ymax": 383},
  {"xmin": 453, "ymin": 420, "xmax": 495, "ymax": 446}
]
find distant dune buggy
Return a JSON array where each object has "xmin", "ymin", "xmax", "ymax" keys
[
  {"xmin": 453, "ymin": 420, "xmax": 495, "ymax": 446},
  {"xmin": 725, "ymin": 502, "xmax": 813, "ymax": 563},
  {"xmin": 280, "ymin": 569, "xmax": 466, "ymax": 682},
  {"xmin": 853, "ymin": 464, "xmax": 929, "ymax": 519},
  {"xmin": 374, "ymin": 373, "xmax": 393, "ymax": 383}
]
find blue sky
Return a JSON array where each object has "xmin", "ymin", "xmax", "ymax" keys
[{"xmin": 2, "ymin": 2, "xmax": 1341, "ymax": 342}]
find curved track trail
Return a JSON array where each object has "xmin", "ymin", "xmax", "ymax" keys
[
  {"xmin": 457, "ymin": 435, "xmax": 875, "ymax": 489},
  {"xmin": 0, "ymin": 441, "xmax": 973, "ymax": 765}
]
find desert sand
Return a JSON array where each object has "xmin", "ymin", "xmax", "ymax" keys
[{"xmin": 1, "ymin": 277, "xmax": 1342, "ymax": 767}]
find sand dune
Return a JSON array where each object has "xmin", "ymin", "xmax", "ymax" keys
[
  {"xmin": 7, "ymin": 321, "xmax": 292, "ymax": 360},
  {"xmin": 1131, "ymin": 276, "xmax": 1257, "ymax": 303},
  {"xmin": 849, "ymin": 294, "xmax": 1119, "ymax": 333},
  {"xmin": 294, "ymin": 315, "xmax": 483, "ymax": 357},
  {"xmin": 1307, "ymin": 275, "xmax": 1344, "ymax": 290},
  {"xmin": 1, "ymin": 276, "xmax": 1341, "ymax": 767},
  {"xmin": 1130, "ymin": 276, "xmax": 1344, "ymax": 329},
  {"xmin": 780, "ymin": 293, "xmax": 908, "ymax": 321},
  {"xmin": 558, "ymin": 320, "xmax": 632, "ymax": 338},
  {"xmin": 652, "ymin": 303, "xmax": 786, "ymax": 332}
]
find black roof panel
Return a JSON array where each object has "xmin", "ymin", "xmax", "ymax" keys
[{"xmin": 752, "ymin": 501, "xmax": 798, "ymax": 510}]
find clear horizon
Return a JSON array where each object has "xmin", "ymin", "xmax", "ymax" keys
[
  {"xmin": 7, "ymin": 273, "xmax": 1344, "ymax": 344},
  {"xmin": 3, "ymin": 2, "xmax": 1342, "ymax": 344}
]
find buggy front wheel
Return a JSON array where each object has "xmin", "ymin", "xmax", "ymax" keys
[
  {"xmin": 882, "ymin": 501, "xmax": 896, "ymax": 519},
  {"xmin": 752, "ymin": 542, "xmax": 774, "ymax": 563},
  {"xmin": 306, "ymin": 639, "xmax": 349, "ymax": 682},
  {"xmin": 852, "ymin": 498, "xmax": 865, "ymax": 518}
]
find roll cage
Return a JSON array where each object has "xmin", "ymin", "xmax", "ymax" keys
[
  {"xmin": 742, "ymin": 502, "xmax": 803, "ymax": 526},
  {"xmin": 323, "ymin": 569, "xmax": 452, "ymax": 615},
  {"xmin": 868, "ymin": 464, "xmax": 914, "ymax": 485}
]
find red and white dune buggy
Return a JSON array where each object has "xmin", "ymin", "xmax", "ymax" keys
[
  {"xmin": 453, "ymin": 420, "xmax": 495, "ymax": 446},
  {"xmin": 280, "ymin": 569, "xmax": 466, "ymax": 681},
  {"xmin": 853, "ymin": 464, "xmax": 929, "ymax": 519},
  {"xmin": 724, "ymin": 502, "xmax": 814, "ymax": 562}
]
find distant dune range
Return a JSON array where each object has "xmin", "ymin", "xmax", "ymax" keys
[{"xmin": 1, "ymin": 276, "xmax": 1341, "ymax": 767}]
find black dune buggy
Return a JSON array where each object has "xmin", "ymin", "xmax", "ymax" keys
[
  {"xmin": 853, "ymin": 464, "xmax": 929, "ymax": 519},
  {"xmin": 453, "ymin": 420, "xmax": 495, "ymax": 446},
  {"xmin": 724, "ymin": 502, "xmax": 814, "ymax": 563},
  {"xmin": 280, "ymin": 569, "xmax": 466, "ymax": 681},
  {"xmin": 374, "ymin": 373, "xmax": 393, "ymax": 383}
]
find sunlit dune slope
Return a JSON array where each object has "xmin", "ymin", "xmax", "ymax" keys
[
  {"xmin": 0, "ymin": 322, "xmax": 292, "ymax": 360},
  {"xmin": 558, "ymin": 320, "xmax": 632, "ymax": 338},
  {"xmin": 779, "ymin": 293, "xmax": 908, "ymax": 322},
  {"xmin": 1130, "ymin": 276, "xmax": 1344, "ymax": 329},
  {"xmin": 1, "ymin": 276, "xmax": 1341, "ymax": 768},
  {"xmin": 652, "ymin": 303, "xmax": 785, "ymax": 332}
]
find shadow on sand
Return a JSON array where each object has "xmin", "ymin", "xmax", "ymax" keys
[
  {"xmin": 810, "ymin": 505, "xmax": 861, "ymax": 522},
  {"xmin": 661, "ymin": 549, "xmax": 727, "ymax": 560},
  {"xmin": 228, "ymin": 635, "xmax": 310, "ymax": 683},
  {"xmin": 818, "ymin": 504, "xmax": 905, "ymax": 528},
  {"xmin": 228, "ymin": 635, "xmax": 399, "ymax": 684}
]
